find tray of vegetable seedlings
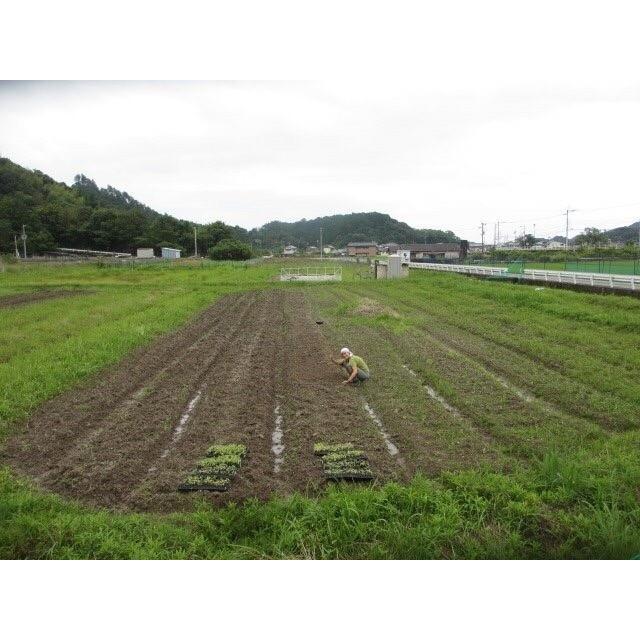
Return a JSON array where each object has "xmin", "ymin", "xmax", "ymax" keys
[
  {"xmin": 178, "ymin": 443, "xmax": 247, "ymax": 492},
  {"xmin": 314, "ymin": 443, "xmax": 374, "ymax": 481}
]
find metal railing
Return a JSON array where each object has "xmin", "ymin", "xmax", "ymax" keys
[
  {"xmin": 408, "ymin": 262, "xmax": 640, "ymax": 292},
  {"xmin": 280, "ymin": 266, "xmax": 343, "ymax": 282}
]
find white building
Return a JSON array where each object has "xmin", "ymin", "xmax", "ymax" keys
[
  {"xmin": 283, "ymin": 245, "xmax": 298, "ymax": 256},
  {"xmin": 161, "ymin": 247, "xmax": 181, "ymax": 259},
  {"xmin": 136, "ymin": 248, "xmax": 154, "ymax": 258}
]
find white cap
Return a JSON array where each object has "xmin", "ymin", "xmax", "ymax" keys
[{"xmin": 340, "ymin": 347, "xmax": 351, "ymax": 356}]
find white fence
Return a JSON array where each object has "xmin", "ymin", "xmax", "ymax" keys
[
  {"xmin": 280, "ymin": 266, "xmax": 343, "ymax": 282},
  {"xmin": 408, "ymin": 262, "xmax": 640, "ymax": 292}
]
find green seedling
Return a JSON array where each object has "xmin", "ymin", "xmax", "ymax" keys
[
  {"xmin": 313, "ymin": 442, "xmax": 355, "ymax": 456},
  {"xmin": 323, "ymin": 450, "xmax": 366, "ymax": 464},
  {"xmin": 324, "ymin": 469, "xmax": 374, "ymax": 481},
  {"xmin": 315, "ymin": 442, "xmax": 374, "ymax": 482},
  {"xmin": 323, "ymin": 458, "xmax": 371, "ymax": 473},
  {"xmin": 198, "ymin": 454, "xmax": 242, "ymax": 468},
  {"xmin": 178, "ymin": 474, "xmax": 231, "ymax": 492},
  {"xmin": 193, "ymin": 463, "xmax": 238, "ymax": 478},
  {"xmin": 206, "ymin": 444, "xmax": 247, "ymax": 458},
  {"xmin": 179, "ymin": 443, "xmax": 246, "ymax": 492}
]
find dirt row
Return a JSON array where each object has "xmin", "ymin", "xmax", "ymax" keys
[
  {"xmin": 0, "ymin": 289, "xmax": 88, "ymax": 309},
  {"xmin": 4, "ymin": 290, "xmax": 403, "ymax": 512}
]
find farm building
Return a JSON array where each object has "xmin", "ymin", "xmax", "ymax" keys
[
  {"xmin": 161, "ymin": 247, "xmax": 181, "ymax": 259},
  {"xmin": 136, "ymin": 247, "xmax": 154, "ymax": 258},
  {"xmin": 397, "ymin": 242, "xmax": 468, "ymax": 263},
  {"xmin": 347, "ymin": 241, "xmax": 378, "ymax": 257},
  {"xmin": 283, "ymin": 245, "xmax": 298, "ymax": 256}
]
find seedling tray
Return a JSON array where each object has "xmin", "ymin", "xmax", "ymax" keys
[
  {"xmin": 314, "ymin": 442, "xmax": 355, "ymax": 456},
  {"xmin": 178, "ymin": 443, "xmax": 247, "ymax": 492},
  {"xmin": 315, "ymin": 442, "xmax": 374, "ymax": 482},
  {"xmin": 178, "ymin": 475, "xmax": 231, "ymax": 492}
]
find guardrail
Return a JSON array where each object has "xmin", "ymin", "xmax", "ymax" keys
[
  {"xmin": 408, "ymin": 262, "xmax": 507, "ymax": 276},
  {"xmin": 408, "ymin": 262, "xmax": 640, "ymax": 292}
]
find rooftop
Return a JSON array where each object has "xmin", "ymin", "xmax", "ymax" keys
[{"xmin": 400, "ymin": 242, "xmax": 462, "ymax": 252}]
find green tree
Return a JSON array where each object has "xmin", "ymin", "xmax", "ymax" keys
[
  {"xmin": 208, "ymin": 239, "xmax": 253, "ymax": 261},
  {"xmin": 574, "ymin": 227, "xmax": 608, "ymax": 247},
  {"xmin": 517, "ymin": 233, "xmax": 536, "ymax": 248}
]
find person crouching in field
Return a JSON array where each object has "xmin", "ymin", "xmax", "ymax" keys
[{"xmin": 333, "ymin": 347, "xmax": 370, "ymax": 384}]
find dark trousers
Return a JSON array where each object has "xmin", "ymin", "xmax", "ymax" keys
[{"xmin": 342, "ymin": 363, "xmax": 370, "ymax": 382}]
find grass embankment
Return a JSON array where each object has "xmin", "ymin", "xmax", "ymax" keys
[{"xmin": 1, "ymin": 261, "xmax": 639, "ymax": 558}]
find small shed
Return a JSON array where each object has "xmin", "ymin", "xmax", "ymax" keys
[
  {"xmin": 161, "ymin": 247, "xmax": 181, "ymax": 259},
  {"xmin": 136, "ymin": 248, "xmax": 154, "ymax": 258}
]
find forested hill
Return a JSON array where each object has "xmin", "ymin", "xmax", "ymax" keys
[
  {"xmin": 0, "ymin": 157, "xmax": 459, "ymax": 255},
  {"xmin": 603, "ymin": 220, "xmax": 640, "ymax": 244},
  {"xmin": 0, "ymin": 158, "xmax": 247, "ymax": 255},
  {"xmin": 251, "ymin": 212, "xmax": 459, "ymax": 248}
]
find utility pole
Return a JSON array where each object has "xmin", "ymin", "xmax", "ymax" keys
[
  {"xmin": 565, "ymin": 208, "xmax": 576, "ymax": 250},
  {"xmin": 193, "ymin": 226, "xmax": 198, "ymax": 258},
  {"xmin": 493, "ymin": 223, "xmax": 497, "ymax": 249},
  {"xmin": 496, "ymin": 220, "xmax": 500, "ymax": 247},
  {"xmin": 14, "ymin": 235, "xmax": 20, "ymax": 258},
  {"xmin": 21, "ymin": 225, "xmax": 27, "ymax": 259},
  {"xmin": 319, "ymin": 227, "xmax": 323, "ymax": 260},
  {"xmin": 533, "ymin": 223, "xmax": 536, "ymax": 241},
  {"xmin": 480, "ymin": 222, "xmax": 486, "ymax": 253}
]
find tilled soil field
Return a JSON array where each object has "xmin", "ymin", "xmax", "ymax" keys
[{"xmin": 4, "ymin": 290, "xmax": 402, "ymax": 512}]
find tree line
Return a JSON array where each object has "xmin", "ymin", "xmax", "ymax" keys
[
  {"xmin": 1, "ymin": 157, "xmax": 461, "ymax": 258},
  {"xmin": 0, "ymin": 158, "xmax": 249, "ymax": 257}
]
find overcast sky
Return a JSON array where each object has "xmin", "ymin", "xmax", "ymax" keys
[{"xmin": 1, "ymin": 80, "xmax": 639, "ymax": 242}]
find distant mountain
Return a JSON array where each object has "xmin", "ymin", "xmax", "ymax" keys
[
  {"xmin": 249, "ymin": 212, "xmax": 459, "ymax": 249},
  {"xmin": 603, "ymin": 220, "xmax": 640, "ymax": 244}
]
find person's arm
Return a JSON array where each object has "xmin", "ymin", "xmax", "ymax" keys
[{"xmin": 343, "ymin": 365, "xmax": 358, "ymax": 384}]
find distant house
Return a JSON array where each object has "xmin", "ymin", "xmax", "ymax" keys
[
  {"xmin": 546, "ymin": 240, "xmax": 565, "ymax": 249},
  {"xmin": 305, "ymin": 245, "xmax": 319, "ymax": 254},
  {"xmin": 397, "ymin": 242, "xmax": 467, "ymax": 262},
  {"xmin": 283, "ymin": 245, "xmax": 298, "ymax": 256},
  {"xmin": 347, "ymin": 242, "xmax": 378, "ymax": 257},
  {"xmin": 379, "ymin": 243, "xmax": 400, "ymax": 254},
  {"xmin": 468, "ymin": 242, "xmax": 485, "ymax": 253},
  {"xmin": 323, "ymin": 244, "xmax": 337, "ymax": 255},
  {"xmin": 136, "ymin": 247, "xmax": 154, "ymax": 258},
  {"xmin": 161, "ymin": 247, "xmax": 181, "ymax": 259}
]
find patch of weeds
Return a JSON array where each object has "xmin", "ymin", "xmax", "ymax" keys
[
  {"xmin": 178, "ymin": 443, "xmax": 247, "ymax": 492},
  {"xmin": 315, "ymin": 443, "xmax": 374, "ymax": 481}
]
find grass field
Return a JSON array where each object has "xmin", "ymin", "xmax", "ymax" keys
[
  {"xmin": 1, "ymin": 259, "xmax": 639, "ymax": 559},
  {"xmin": 469, "ymin": 258, "xmax": 640, "ymax": 275}
]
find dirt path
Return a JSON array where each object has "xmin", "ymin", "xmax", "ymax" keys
[
  {"xmin": 4, "ymin": 289, "xmax": 401, "ymax": 513},
  {"xmin": 0, "ymin": 289, "xmax": 88, "ymax": 309}
]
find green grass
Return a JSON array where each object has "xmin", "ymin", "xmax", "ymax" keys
[
  {"xmin": 470, "ymin": 258, "xmax": 639, "ymax": 275},
  {"xmin": 1, "ymin": 260, "xmax": 639, "ymax": 558}
]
